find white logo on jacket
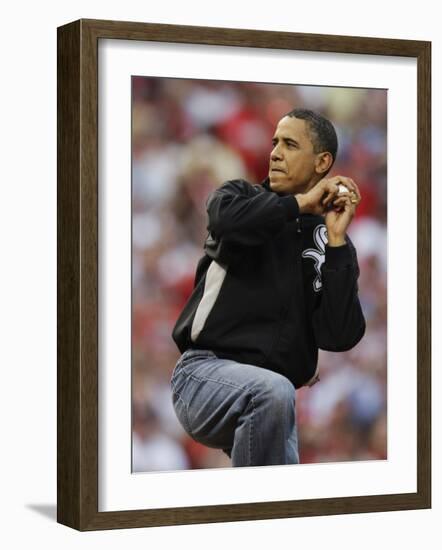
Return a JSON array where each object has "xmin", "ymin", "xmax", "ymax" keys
[{"xmin": 302, "ymin": 224, "xmax": 328, "ymax": 292}]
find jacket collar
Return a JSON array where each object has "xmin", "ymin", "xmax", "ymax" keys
[{"xmin": 261, "ymin": 176, "xmax": 272, "ymax": 192}]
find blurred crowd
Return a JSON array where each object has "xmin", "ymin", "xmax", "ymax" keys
[{"xmin": 131, "ymin": 77, "xmax": 387, "ymax": 472}]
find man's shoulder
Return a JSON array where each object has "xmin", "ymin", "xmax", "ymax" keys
[{"xmin": 216, "ymin": 178, "xmax": 267, "ymax": 195}]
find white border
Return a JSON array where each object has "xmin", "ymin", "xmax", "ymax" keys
[{"xmin": 98, "ymin": 39, "xmax": 417, "ymax": 511}]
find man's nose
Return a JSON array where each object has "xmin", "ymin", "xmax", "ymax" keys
[{"xmin": 271, "ymin": 146, "xmax": 283, "ymax": 161}]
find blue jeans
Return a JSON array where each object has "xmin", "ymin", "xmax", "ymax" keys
[{"xmin": 170, "ymin": 349, "xmax": 299, "ymax": 467}]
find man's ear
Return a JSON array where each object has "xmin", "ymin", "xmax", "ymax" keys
[{"xmin": 315, "ymin": 152, "xmax": 333, "ymax": 175}]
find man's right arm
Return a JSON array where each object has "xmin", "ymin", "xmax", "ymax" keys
[
  {"xmin": 204, "ymin": 177, "xmax": 354, "ymax": 264},
  {"xmin": 206, "ymin": 179, "xmax": 299, "ymax": 248}
]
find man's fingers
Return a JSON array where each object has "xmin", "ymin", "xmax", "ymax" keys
[
  {"xmin": 349, "ymin": 179, "xmax": 362, "ymax": 202},
  {"xmin": 321, "ymin": 181, "xmax": 339, "ymax": 205},
  {"xmin": 332, "ymin": 194, "xmax": 357, "ymax": 213},
  {"xmin": 339, "ymin": 177, "xmax": 362, "ymax": 204},
  {"xmin": 322, "ymin": 191, "xmax": 335, "ymax": 206},
  {"xmin": 322, "ymin": 188, "xmax": 337, "ymax": 206},
  {"xmin": 332, "ymin": 196, "xmax": 348, "ymax": 207},
  {"xmin": 331, "ymin": 198, "xmax": 348, "ymax": 212},
  {"xmin": 318, "ymin": 176, "xmax": 362, "ymax": 211},
  {"xmin": 345, "ymin": 195, "xmax": 359, "ymax": 215}
]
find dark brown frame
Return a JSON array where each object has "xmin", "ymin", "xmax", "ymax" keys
[{"xmin": 57, "ymin": 18, "xmax": 431, "ymax": 531}]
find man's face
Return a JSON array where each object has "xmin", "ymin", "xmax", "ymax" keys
[{"xmin": 268, "ymin": 116, "xmax": 319, "ymax": 195}]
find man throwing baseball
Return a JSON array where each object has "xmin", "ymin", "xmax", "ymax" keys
[{"xmin": 171, "ymin": 108, "xmax": 365, "ymax": 467}]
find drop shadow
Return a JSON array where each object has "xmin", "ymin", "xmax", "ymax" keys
[{"xmin": 26, "ymin": 504, "xmax": 57, "ymax": 521}]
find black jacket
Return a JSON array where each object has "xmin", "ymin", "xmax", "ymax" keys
[{"xmin": 171, "ymin": 178, "xmax": 366, "ymax": 389}]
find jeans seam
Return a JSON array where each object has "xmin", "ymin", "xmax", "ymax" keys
[
  {"xmin": 249, "ymin": 395, "xmax": 256, "ymax": 466},
  {"xmin": 172, "ymin": 388, "xmax": 192, "ymax": 435},
  {"xmin": 186, "ymin": 372, "xmax": 254, "ymax": 393},
  {"xmin": 173, "ymin": 351, "xmax": 216, "ymax": 378},
  {"xmin": 182, "ymin": 350, "xmax": 216, "ymax": 362}
]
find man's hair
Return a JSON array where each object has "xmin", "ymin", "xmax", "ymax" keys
[{"xmin": 285, "ymin": 108, "xmax": 338, "ymax": 168}]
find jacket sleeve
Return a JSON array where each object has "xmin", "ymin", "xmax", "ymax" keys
[
  {"xmin": 205, "ymin": 179, "xmax": 299, "ymax": 248},
  {"xmin": 312, "ymin": 236, "xmax": 366, "ymax": 351}
]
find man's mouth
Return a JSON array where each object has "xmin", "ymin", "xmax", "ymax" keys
[{"xmin": 271, "ymin": 168, "xmax": 285, "ymax": 173}]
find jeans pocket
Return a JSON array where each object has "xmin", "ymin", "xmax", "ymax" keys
[
  {"xmin": 170, "ymin": 353, "xmax": 189, "ymax": 387},
  {"xmin": 172, "ymin": 350, "xmax": 215, "ymax": 383},
  {"xmin": 170, "ymin": 362, "xmax": 181, "ymax": 388}
]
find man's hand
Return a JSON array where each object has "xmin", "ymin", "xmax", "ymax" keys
[
  {"xmin": 295, "ymin": 176, "xmax": 359, "ymax": 216},
  {"xmin": 294, "ymin": 176, "xmax": 362, "ymax": 245},
  {"xmin": 325, "ymin": 185, "xmax": 361, "ymax": 245}
]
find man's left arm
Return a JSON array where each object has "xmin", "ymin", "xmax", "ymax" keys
[
  {"xmin": 313, "ymin": 238, "xmax": 366, "ymax": 351},
  {"xmin": 312, "ymin": 181, "xmax": 366, "ymax": 351}
]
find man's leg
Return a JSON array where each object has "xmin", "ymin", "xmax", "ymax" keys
[{"xmin": 170, "ymin": 349, "xmax": 299, "ymax": 466}]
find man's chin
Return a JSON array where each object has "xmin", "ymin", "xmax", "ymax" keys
[{"xmin": 269, "ymin": 176, "xmax": 290, "ymax": 195}]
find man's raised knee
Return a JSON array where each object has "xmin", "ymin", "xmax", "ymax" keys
[{"xmin": 252, "ymin": 371, "xmax": 295, "ymax": 409}]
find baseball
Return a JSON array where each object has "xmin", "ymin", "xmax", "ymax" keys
[{"xmin": 337, "ymin": 183, "xmax": 358, "ymax": 204}]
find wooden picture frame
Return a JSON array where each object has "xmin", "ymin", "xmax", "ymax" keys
[{"xmin": 57, "ymin": 18, "xmax": 431, "ymax": 531}]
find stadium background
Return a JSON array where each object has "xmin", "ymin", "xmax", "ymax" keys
[{"xmin": 131, "ymin": 76, "xmax": 387, "ymax": 472}]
